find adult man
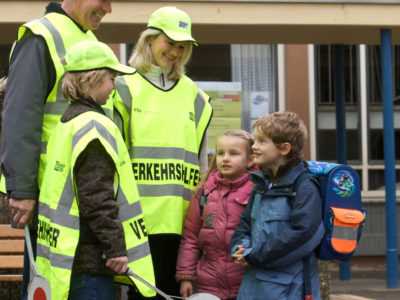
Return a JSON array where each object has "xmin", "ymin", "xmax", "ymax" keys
[{"xmin": 1, "ymin": 1, "xmax": 112, "ymax": 298}]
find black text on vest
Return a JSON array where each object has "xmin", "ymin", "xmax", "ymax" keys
[
  {"xmin": 129, "ymin": 217, "xmax": 147, "ymax": 239},
  {"xmin": 132, "ymin": 162, "xmax": 200, "ymax": 187},
  {"xmin": 38, "ymin": 219, "xmax": 60, "ymax": 248}
]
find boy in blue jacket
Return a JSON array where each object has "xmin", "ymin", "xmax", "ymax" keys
[{"xmin": 230, "ymin": 111, "xmax": 324, "ymax": 300}]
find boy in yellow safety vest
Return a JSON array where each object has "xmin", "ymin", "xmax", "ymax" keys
[{"xmin": 36, "ymin": 41, "xmax": 155, "ymax": 300}]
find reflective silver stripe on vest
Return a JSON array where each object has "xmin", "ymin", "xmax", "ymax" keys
[
  {"xmin": 43, "ymin": 97, "xmax": 69, "ymax": 115},
  {"xmin": 332, "ymin": 225, "xmax": 358, "ymax": 241},
  {"xmin": 41, "ymin": 141, "xmax": 48, "ymax": 155},
  {"xmin": 40, "ymin": 17, "xmax": 66, "ymax": 59},
  {"xmin": 137, "ymin": 184, "xmax": 193, "ymax": 202},
  {"xmin": 40, "ymin": 17, "xmax": 70, "ymax": 115},
  {"xmin": 117, "ymin": 187, "xmax": 143, "ymax": 222},
  {"xmin": 127, "ymin": 243, "xmax": 151, "ymax": 263},
  {"xmin": 131, "ymin": 147, "xmax": 198, "ymax": 166},
  {"xmin": 37, "ymin": 243, "xmax": 74, "ymax": 270},
  {"xmin": 38, "ymin": 16, "xmax": 70, "ymax": 159},
  {"xmin": 103, "ymin": 107, "xmax": 112, "ymax": 119},
  {"xmin": 115, "ymin": 76, "xmax": 133, "ymax": 147},
  {"xmin": 73, "ymin": 120, "xmax": 118, "ymax": 156},
  {"xmin": 116, "ymin": 77, "xmax": 132, "ymax": 111},
  {"xmin": 194, "ymin": 89, "xmax": 206, "ymax": 128},
  {"xmin": 39, "ymin": 172, "xmax": 79, "ymax": 230}
]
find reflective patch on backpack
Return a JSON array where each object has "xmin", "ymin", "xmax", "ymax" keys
[{"xmin": 328, "ymin": 207, "xmax": 366, "ymax": 254}]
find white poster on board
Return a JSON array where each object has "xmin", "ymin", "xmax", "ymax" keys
[{"xmin": 251, "ymin": 91, "xmax": 269, "ymax": 119}]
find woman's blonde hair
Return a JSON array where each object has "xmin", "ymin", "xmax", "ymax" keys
[
  {"xmin": 62, "ymin": 69, "xmax": 114, "ymax": 102},
  {"xmin": 128, "ymin": 28, "xmax": 193, "ymax": 80},
  {"xmin": 193, "ymin": 130, "xmax": 254, "ymax": 198}
]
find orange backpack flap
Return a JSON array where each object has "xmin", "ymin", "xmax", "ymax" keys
[{"xmin": 330, "ymin": 207, "xmax": 365, "ymax": 254}]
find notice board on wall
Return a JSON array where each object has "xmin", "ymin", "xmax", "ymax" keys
[{"xmin": 195, "ymin": 81, "xmax": 242, "ymax": 153}]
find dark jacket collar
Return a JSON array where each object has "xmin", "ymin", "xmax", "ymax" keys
[
  {"xmin": 250, "ymin": 159, "xmax": 307, "ymax": 192},
  {"xmin": 61, "ymin": 97, "xmax": 105, "ymax": 122},
  {"xmin": 46, "ymin": 2, "xmax": 87, "ymax": 32}
]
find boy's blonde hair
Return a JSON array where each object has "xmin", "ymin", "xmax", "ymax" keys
[
  {"xmin": 253, "ymin": 111, "xmax": 307, "ymax": 161},
  {"xmin": 62, "ymin": 69, "xmax": 114, "ymax": 102},
  {"xmin": 128, "ymin": 28, "xmax": 193, "ymax": 81},
  {"xmin": 194, "ymin": 130, "xmax": 254, "ymax": 198},
  {"xmin": 0, "ymin": 77, "xmax": 6, "ymax": 101}
]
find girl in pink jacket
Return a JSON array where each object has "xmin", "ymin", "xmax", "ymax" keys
[{"xmin": 176, "ymin": 130, "xmax": 255, "ymax": 300}]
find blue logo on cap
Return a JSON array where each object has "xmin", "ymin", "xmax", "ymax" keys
[{"xmin": 179, "ymin": 21, "xmax": 188, "ymax": 29}]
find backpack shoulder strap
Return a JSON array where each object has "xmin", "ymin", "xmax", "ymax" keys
[
  {"xmin": 294, "ymin": 172, "xmax": 317, "ymax": 300},
  {"xmin": 293, "ymin": 171, "xmax": 316, "ymax": 196}
]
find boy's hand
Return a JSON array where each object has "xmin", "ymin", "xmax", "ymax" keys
[
  {"xmin": 180, "ymin": 280, "xmax": 193, "ymax": 298},
  {"xmin": 106, "ymin": 256, "xmax": 128, "ymax": 274},
  {"xmin": 232, "ymin": 245, "xmax": 249, "ymax": 267}
]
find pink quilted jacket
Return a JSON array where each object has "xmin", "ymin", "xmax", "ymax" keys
[{"xmin": 176, "ymin": 169, "xmax": 253, "ymax": 300}]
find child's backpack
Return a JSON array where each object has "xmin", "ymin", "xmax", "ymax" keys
[{"xmin": 295, "ymin": 161, "xmax": 367, "ymax": 262}]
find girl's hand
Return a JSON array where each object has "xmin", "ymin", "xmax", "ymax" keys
[
  {"xmin": 180, "ymin": 280, "xmax": 194, "ymax": 298},
  {"xmin": 106, "ymin": 256, "xmax": 128, "ymax": 274}
]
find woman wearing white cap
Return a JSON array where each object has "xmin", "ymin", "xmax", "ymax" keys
[{"xmin": 112, "ymin": 6, "xmax": 212, "ymax": 300}]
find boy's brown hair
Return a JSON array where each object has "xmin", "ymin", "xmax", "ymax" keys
[{"xmin": 253, "ymin": 111, "xmax": 307, "ymax": 161}]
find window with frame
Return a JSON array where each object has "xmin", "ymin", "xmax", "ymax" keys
[
  {"xmin": 314, "ymin": 44, "xmax": 400, "ymax": 194},
  {"xmin": 315, "ymin": 45, "xmax": 361, "ymax": 163}
]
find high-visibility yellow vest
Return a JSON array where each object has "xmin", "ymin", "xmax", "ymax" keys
[
  {"xmin": 0, "ymin": 174, "xmax": 5, "ymax": 195},
  {"xmin": 113, "ymin": 73, "xmax": 212, "ymax": 235},
  {"xmin": 15, "ymin": 13, "xmax": 98, "ymax": 188},
  {"xmin": 36, "ymin": 111, "xmax": 156, "ymax": 300}
]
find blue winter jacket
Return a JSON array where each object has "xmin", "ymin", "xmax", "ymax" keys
[{"xmin": 230, "ymin": 161, "xmax": 324, "ymax": 300}]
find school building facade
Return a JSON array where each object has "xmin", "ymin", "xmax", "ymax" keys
[{"xmin": 1, "ymin": 0, "xmax": 400, "ymax": 258}]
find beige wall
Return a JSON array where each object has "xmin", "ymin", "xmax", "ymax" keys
[{"xmin": 3, "ymin": 1, "xmax": 400, "ymax": 44}]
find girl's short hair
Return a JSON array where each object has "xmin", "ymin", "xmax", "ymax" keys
[
  {"xmin": 128, "ymin": 28, "xmax": 193, "ymax": 80},
  {"xmin": 253, "ymin": 111, "xmax": 307, "ymax": 161},
  {"xmin": 62, "ymin": 69, "xmax": 113, "ymax": 102}
]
